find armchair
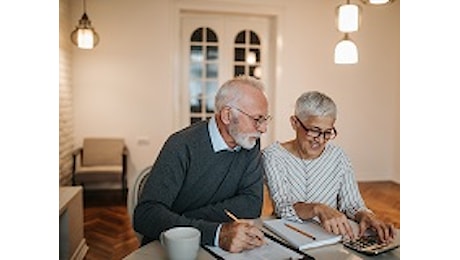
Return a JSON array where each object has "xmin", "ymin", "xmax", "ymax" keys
[{"xmin": 72, "ymin": 138, "xmax": 128, "ymax": 194}]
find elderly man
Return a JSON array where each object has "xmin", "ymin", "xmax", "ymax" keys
[{"xmin": 134, "ymin": 75, "xmax": 271, "ymax": 253}]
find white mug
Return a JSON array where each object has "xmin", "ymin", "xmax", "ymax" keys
[{"xmin": 160, "ymin": 227, "xmax": 201, "ymax": 260}]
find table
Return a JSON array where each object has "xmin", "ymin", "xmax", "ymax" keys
[
  {"xmin": 59, "ymin": 186, "xmax": 89, "ymax": 260},
  {"xmin": 124, "ymin": 218, "xmax": 400, "ymax": 260}
]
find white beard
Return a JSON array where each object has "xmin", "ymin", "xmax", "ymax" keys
[{"xmin": 228, "ymin": 120, "xmax": 261, "ymax": 150}]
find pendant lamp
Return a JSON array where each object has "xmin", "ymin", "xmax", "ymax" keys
[
  {"xmin": 70, "ymin": 0, "xmax": 99, "ymax": 49},
  {"xmin": 334, "ymin": 34, "xmax": 358, "ymax": 64},
  {"xmin": 337, "ymin": 1, "xmax": 361, "ymax": 33},
  {"xmin": 360, "ymin": 0, "xmax": 395, "ymax": 5},
  {"xmin": 246, "ymin": 51, "xmax": 257, "ymax": 65}
]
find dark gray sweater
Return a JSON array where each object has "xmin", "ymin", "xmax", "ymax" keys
[{"xmin": 133, "ymin": 120, "xmax": 264, "ymax": 246}]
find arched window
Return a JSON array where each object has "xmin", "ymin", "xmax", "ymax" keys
[
  {"xmin": 188, "ymin": 27, "xmax": 219, "ymax": 124},
  {"xmin": 233, "ymin": 30, "xmax": 262, "ymax": 79}
]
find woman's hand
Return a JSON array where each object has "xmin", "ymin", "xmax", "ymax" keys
[
  {"xmin": 294, "ymin": 202, "xmax": 355, "ymax": 240},
  {"xmin": 355, "ymin": 211, "xmax": 396, "ymax": 243}
]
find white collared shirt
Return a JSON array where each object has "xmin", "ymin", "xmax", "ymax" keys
[
  {"xmin": 208, "ymin": 116, "xmax": 241, "ymax": 152},
  {"xmin": 208, "ymin": 116, "xmax": 240, "ymax": 247}
]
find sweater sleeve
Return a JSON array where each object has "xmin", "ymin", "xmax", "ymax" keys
[{"xmin": 133, "ymin": 136, "xmax": 219, "ymax": 246}]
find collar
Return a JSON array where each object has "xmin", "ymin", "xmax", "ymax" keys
[{"xmin": 208, "ymin": 116, "xmax": 241, "ymax": 152}]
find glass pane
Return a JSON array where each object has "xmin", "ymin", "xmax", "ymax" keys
[
  {"xmin": 205, "ymin": 81, "xmax": 218, "ymax": 112},
  {"xmin": 235, "ymin": 31, "xmax": 245, "ymax": 44},
  {"xmin": 190, "ymin": 46, "xmax": 203, "ymax": 62},
  {"xmin": 206, "ymin": 81, "xmax": 218, "ymax": 96},
  {"xmin": 250, "ymin": 31, "xmax": 260, "ymax": 45},
  {"xmin": 190, "ymin": 81, "xmax": 203, "ymax": 113},
  {"xmin": 206, "ymin": 96, "xmax": 215, "ymax": 113},
  {"xmin": 190, "ymin": 63, "xmax": 202, "ymax": 78},
  {"xmin": 190, "ymin": 101, "xmax": 202, "ymax": 113},
  {"xmin": 206, "ymin": 46, "xmax": 218, "ymax": 60},
  {"xmin": 206, "ymin": 63, "xmax": 218, "ymax": 78},
  {"xmin": 249, "ymin": 48, "xmax": 260, "ymax": 63},
  {"xmin": 189, "ymin": 81, "xmax": 202, "ymax": 107},
  {"xmin": 234, "ymin": 48, "xmax": 245, "ymax": 62},
  {"xmin": 191, "ymin": 28, "xmax": 203, "ymax": 42},
  {"xmin": 249, "ymin": 66, "xmax": 257, "ymax": 77},
  {"xmin": 234, "ymin": 65, "xmax": 245, "ymax": 77},
  {"xmin": 206, "ymin": 28, "xmax": 218, "ymax": 42},
  {"xmin": 189, "ymin": 27, "xmax": 221, "ymax": 126}
]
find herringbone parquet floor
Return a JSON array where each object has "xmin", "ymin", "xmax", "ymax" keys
[
  {"xmin": 82, "ymin": 181, "xmax": 400, "ymax": 260},
  {"xmin": 83, "ymin": 191, "xmax": 139, "ymax": 260}
]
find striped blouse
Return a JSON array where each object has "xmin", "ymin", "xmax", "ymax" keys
[{"xmin": 262, "ymin": 141, "xmax": 369, "ymax": 223}]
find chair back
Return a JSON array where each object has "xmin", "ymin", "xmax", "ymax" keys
[
  {"xmin": 82, "ymin": 138, "xmax": 125, "ymax": 166},
  {"xmin": 127, "ymin": 166, "xmax": 152, "ymax": 242}
]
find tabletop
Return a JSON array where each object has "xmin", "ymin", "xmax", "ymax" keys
[{"xmin": 123, "ymin": 218, "xmax": 400, "ymax": 260}]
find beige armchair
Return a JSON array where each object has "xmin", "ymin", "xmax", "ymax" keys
[{"xmin": 72, "ymin": 138, "xmax": 128, "ymax": 194}]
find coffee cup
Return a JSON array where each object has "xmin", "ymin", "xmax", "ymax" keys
[{"xmin": 160, "ymin": 226, "xmax": 201, "ymax": 260}]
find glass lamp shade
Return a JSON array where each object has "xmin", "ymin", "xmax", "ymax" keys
[
  {"xmin": 361, "ymin": 0, "xmax": 394, "ymax": 5},
  {"xmin": 246, "ymin": 51, "xmax": 257, "ymax": 65},
  {"xmin": 70, "ymin": 13, "xmax": 100, "ymax": 49},
  {"xmin": 337, "ymin": 4, "xmax": 361, "ymax": 33},
  {"xmin": 334, "ymin": 36, "xmax": 358, "ymax": 64},
  {"xmin": 253, "ymin": 66, "xmax": 262, "ymax": 78}
]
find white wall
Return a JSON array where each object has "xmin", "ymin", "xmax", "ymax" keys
[{"xmin": 68, "ymin": 0, "xmax": 400, "ymax": 189}]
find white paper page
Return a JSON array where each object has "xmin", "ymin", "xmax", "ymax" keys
[
  {"xmin": 206, "ymin": 238, "xmax": 305, "ymax": 260},
  {"xmin": 263, "ymin": 218, "xmax": 342, "ymax": 250}
]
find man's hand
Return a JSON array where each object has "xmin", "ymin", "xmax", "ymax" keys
[{"xmin": 218, "ymin": 220, "xmax": 265, "ymax": 253}]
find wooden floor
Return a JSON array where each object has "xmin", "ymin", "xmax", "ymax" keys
[{"xmin": 82, "ymin": 181, "xmax": 400, "ymax": 260}]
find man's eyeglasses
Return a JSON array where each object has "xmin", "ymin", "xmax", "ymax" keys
[
  {"xmin": 294, "ymin": 116, "xmax": 337, "ymax": 140},
  {"xmin": 228, "ymin": 106, "xmax": 272, "ymax": 128}
]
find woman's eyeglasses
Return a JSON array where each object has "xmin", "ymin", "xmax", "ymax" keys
[{"xmin": 294, "ymin": 116, "xmax": 337, "ymax": 140}]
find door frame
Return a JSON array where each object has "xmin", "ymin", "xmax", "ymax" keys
[{"xmin": 171, "ymin": 1, "xmax": 285, "ymax": 148}]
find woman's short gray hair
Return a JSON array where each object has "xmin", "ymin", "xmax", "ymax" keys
[
  {"xmin": 295, "ymin": 91, "xmax": 337, "ymax": 120},
  {"xmin": 214, "ymin": 75, "xmax": 265, "ymax": 112}
]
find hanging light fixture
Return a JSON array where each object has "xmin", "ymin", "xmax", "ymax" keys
[
  {"xmin": 246, "ymin": 51, "xmax": 257, "ymax": 65},
  {"xmin": 337, "ymin": 0, "xmax": 361, "ymax": 33},
  {"xmin": 334, "ymin": 34, "xmax": 358, "ymax": 64},
  {"xmin": 333, "ymin": 0, "xmax": 395, "ymax": 64},
  {"xmin": 253, "ymin": 66, "xmax": 262, "ymax": 78},
  {"xmin": 360, "ymin": 0, "xmax": 395, "ymax": 5},
  {"xmin": 70, "ymin": 0, "xmax": 99, "ymax": 49}
]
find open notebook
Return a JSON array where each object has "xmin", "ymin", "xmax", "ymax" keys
[
  {"xmin": 264, "ymin": 218, "xmax": 400, "ymax": 256},
  {"xmin": 263, "ymin": 218, "xmax": 341, "ymax": 250}
]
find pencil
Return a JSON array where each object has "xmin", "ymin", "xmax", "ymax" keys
[
  {"xmin": 224, "ymin": 209, "xmax": 240, "ymax": 223},
  {"xmin": 224, "ymin": 209, "xmax": 264, "ymax": 242},
  {"xmin": 285, "ymin": 223, "xmax": 316, "ymax": 240}
]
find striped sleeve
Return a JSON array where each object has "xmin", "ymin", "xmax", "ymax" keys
[
  {"xmin": 336, "ymin": 150, "xmax": 370, "ymax": 219},
  {"xmin": 262, "ymin": 144, "xmax": 303, "ymax": 222}
]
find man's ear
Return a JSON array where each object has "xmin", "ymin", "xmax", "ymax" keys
[
  {"xmin": 220, "ymin": 107, "xmax": 232, "ymax": 125},
  {"xmin": 289, "ymin": 116, "xmax": 297, "ymax": 131}
]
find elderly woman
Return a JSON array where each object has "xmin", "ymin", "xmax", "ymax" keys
[{"xmin": 262, "ymin": 91, "xmax": 395, "ymax": 243}]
